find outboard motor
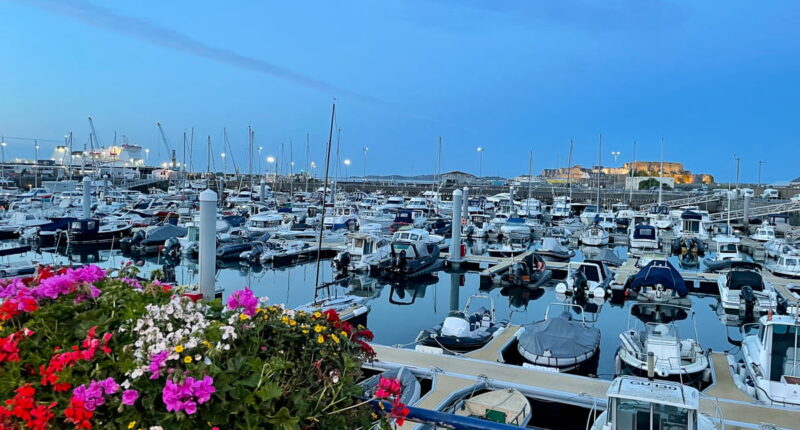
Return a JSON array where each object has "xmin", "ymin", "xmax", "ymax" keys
[
  {"xmin": 332, "ymin": 251, "xmax": 351, "ymax": 274},
  {"xmin": 164, "ymin": 237, "xmax": 181, "ymax": 258},
  {"xmin": 503, "ymin": 262, "xmax": 529, "ymax": 286},
  {"xmin": 572, "ymin": 271, "xmax": 589, "ymax": 296},
  {"xmin": 463, "ymin": 224, "xmax": 475, "ymax": 238},
  {"xmin": 740, "ymin": 285, "xmax": 756, "ymax": 318},
  {"xmin": 393, "ymin": 250, "xmax": 408, "ymax": 275}
]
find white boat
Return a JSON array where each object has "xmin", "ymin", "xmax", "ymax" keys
[
  {"xmin": 448, "ymin": 388, "xmax": 531, "ymax": 426},
  {"xmin": 550, "ymin": 197, "xmax": 572, "ymax": 221},
  {"xmin": 703, "ymin": 235, "xmax": 744, "ymax": 272},
  {"xmin": 590, "ymin": 376, "xmax": 719, "ymax": 429},
  {"xmin": 357, "ymin": 209, "xmax": 394, "ymax": 229},
  {"xmin": 627, "ymin": 259, "xmax": 689, "ymax": 304},
  {"xmin": 322, "ymin": 206, "xmax": 359, "ymax": 231},
  {"xmin": 499, "ymin": 217, "xmax": 530, "ymax": 240},
  {"xmin": 580, "ymin": 224, "xmax": 609, "ymax": 246},
  {"xmin": 517, "ymin": 303, "xmax": 601, "ymax": 372},
  {"xmin": 765, "ymin": 238, "xmax": 798, "ymax": 259},
  {"xmin": 629, "ymin": 224, "xmax": 659, "ymax": 250},
  {"xmin": 716, "ymin": 262, "xmax": 777, "ymax": 314},
  {"xmin": 487, "ymin": 237, "xmax": 529, "ymax": 258},
  {"xmin": 751, "ymin": 221, "xmax": 777, "ymax": 242},
  {"xmin": 244, "ymin": 213, "xmax": 283, "ymax": 234},
  {"xmin": 732, "ymin": 313, "xmax": 800, "ymax": 408},
  {"xmin": 768, "ymin": 252, "xmax": 800, "ymax": 278},
  {"xmin": 580, "ymin": 205, "xmax": 600, "ymax": 225},
  {"xmin": 464, "ymin": 213, "xmax": 497, "ymax": 239},
  {"xmin": 556, "ymin": 260, "xmax": 614, "ymax": 299},
  {"xmin": 676, "ymin": 209, "xmax": 709, "ymax": 241},
  {"xmin": 648, "ymin": 204, "xmax": 673, "ymax": 230},
  {"xmin": 617, "ymin": 304, "xmax": 709, "ymax": 380},
  {"xmin": 332, "ymin": 233, "xmax": 390, "ymax": 273}
]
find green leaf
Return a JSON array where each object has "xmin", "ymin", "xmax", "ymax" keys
[
  {"xmin": 265, "ymin": 407, "xmax": 300, "ymax": 430},
  {"xmin": 255, "ymin": 381, "xmax": 282, "ymax": 401}
]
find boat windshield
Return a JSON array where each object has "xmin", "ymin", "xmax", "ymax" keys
[
  {"xmin": 613, "ymin": 398, "xmax": 694, "ymax": 430},
  {"xmin": 770, "ymin": 323, "xmax": 799, "ymax": 381},
  {"xmin": 719, "ymin": 243, "xmax": 738, "ymax": 253}
]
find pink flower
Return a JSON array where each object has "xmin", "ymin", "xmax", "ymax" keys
[
  {"xmin": 226, "ymin": 287, "xmax": 258, "ymax": 316},
  {"xmin": 122, "ymin": 389, "xmax": 139, "ymax": 406},
  {"xmin": 161, "ymin": 376, "xmax": 215, "ymax": 415},
  {"xmin": 149, "ymin": 350, "xmax": 169, "ymax": 379}
]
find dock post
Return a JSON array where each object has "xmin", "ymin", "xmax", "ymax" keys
[
  {"xmin": 102, "ymin": 175, "xmax": 109, "ymax": 200},
  {"xmin": 462, "ymin": 187, "xmax": 469, "ymax": 222},
  {"xmin": 260, "ymin": 179, "xmax": 266, "ymax": 201},
  {"xmin": 199, "ymin": 189, "xmax": 218, "ymax": 300},
  {"xmin": 449, "ymin": 189, "xmax": 463, "ymax": 268},
  {"xmin": 82, "ymin": 176, "xmax": 92, "ymax": 218},
  {"xmin": 743, "ymin": 195, "xmax": 751, "ymax": 224}
]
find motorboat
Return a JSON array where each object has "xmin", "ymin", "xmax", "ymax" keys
[
  {"xmin": 750, "ymin": 221, "xmax": 777, "ymax": 242},
  {"xmin": 463, "ymin": 213, "xmax": 496, "ymax": 239},
  {"xmin": 580, "ymin": 205, "xmax": 600, "ymax": 225},
  {"xmin": 648, "ymin": 204, "xmax": 673, "ymax": 230},
  {"xmin": 629, "ymin": 224, "xmax": 659, "ymax": 251},
  {"xmin": 671, "ymin": 234, "xmax": 706, "ymax": 267},
  {"xmin": 589, "ymin": 376, "xmax": 719, "ymax": 430},
  {"xmin": 331, "ymin": 233, "xmax": 390, "ymax": 274},
  {"xmin": 676, "ymin": 209, "xmax": 710, "ymax": 241},
  {"xmin": 627, "ymin": 259, "xmax": 689, "ymax": 305},
  {"xmin": 358, "ymin": 209, "xmax": 394, "ymax": 230},
  {"xmin": 499, "ymin": 217, "xmax": 530, "ymax": 240},
  {"xmin": 416, "ymin": 295, "xmax": 509, "ymax": 352},
  {"xmin": 716, "ymin": 261, "xmax": 777, "ymax": 315},
  {"xmin": 389, "ymin": 209, "xmax": 425, "ymax": 233},
  {"xmin": 768, "ymin": 252, "xmax": 800, "ymax": 278},
  {"xmin": 765, "ymin": 238, "xmax": 799, "ymax": 259},
  {"xmin": 120, "ymin": 223, "xmax": 187, "ymax": 254},
  {"xmin": 536, "ymin": 237, "xmax": 575, "ymax": 262},
  {"xmin": 360, "ymin": 368, "xmax": 421, "ymax": 407},
  {"xmin": 556, "ymin": 260, "xmax": 614, "ymax": 299},
  {"xmin": 261, "ymin": 240, "xmax": 317, "ymax": 266},
  {"xmin": 322, "ymin": 206, "xmax": 359, "ymax": 232},
  {"xmin": 550, "ymin": 196, "xmax": 572, "ymax": 221},
  {"xmin": 516, "ymin": 303, "xmax": 601, "ymax": 372},
  {"xmin": 377, "ymin": 228, "xmax": 443, "ymax": 279},
  {"xmin": 704, "ymin": 235, "xmax": 745, "ymax": 272},
  {"xmin": 617, "ymin": 304, "xmax": 709, "ymax": 381},
  {"xmin": 58, "ymin": 219, "xmax": 132, "ymax": 246},
  {"xmin": 487, "ymin": 237, "xmax": 529, "ymax": 258},
  {"xmin": 598, "ymin": 211, "xmax": 617, "ymax": 232},
  {"xmin": 731, "ymin": 313, "xmax": 800, "ymax": 408},
  {"xmin": 294, "ymin": 294, "xmax": 369, "ymax": 326},
  {"xmin": 445, "ymin": 387, "xmax": 532, "ymax": 426},
  {"xmin": 244, "ymin": 212, "xmax": 284, "ymax": 234},
  {"xmin": 579, "ymin": 224, "xmax": 609, "ymax": 246}
]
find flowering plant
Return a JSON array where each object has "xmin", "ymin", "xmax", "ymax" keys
[{"xmin": 0, "ymin": 265, "xmax": 393, "ymax": 429}]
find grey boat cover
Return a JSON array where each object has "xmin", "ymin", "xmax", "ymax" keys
[
  {"xmin": 595, "ymin": 249, "xmax": 624, "ymax": 267},
  {"xmin": 141, "ymin": 224, "xmax": 187, "ymax": 244},
  {"xmin": 540, "ymin": 237, "xmax": 570, "ymax": 253},
  {"xmin": 518, "ymin": 314, "xmax": 600, "ymax": 359}
]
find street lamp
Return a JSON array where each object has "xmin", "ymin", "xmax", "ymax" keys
[
  {"xmin": 266, "ymin": 156, "xmax": 276, "ymax": 187},
  {"xmin": 343, "ymin": 158, "xmax": 351, "ymax": 181},
  {"xmin": 362, "ymin": 147, "xmax": 368, "ymax": 178},
  {"xmin": 34, "ymin": 142, "xmax": 40, "ymax": 188},
  {"xmin": 1, "ymin": 141, "xmax": 6, "ymax": 179},
  {"xmin": 476, "ymin": 147, "xmax": 484, "ymax": 178},
  {"xmin": 310, "ymin": 161, "xmax": 317, "ymax": 180},
  {"xmin": 611, "ymin": 151, "xmax": 621, "ymax": 189},
  {"xmin": 758, "ymin": 160, "xmax": 766, "ymax": 188},
  {"xmin": 257, "ymin": 146, "xmax": 263, "ymax": 174},
  {"xmin": 220, "ymin": 152, "xmax": 226, "ymax": 177},
  {"xmin": 145, "ymin": 148, "xmax": 150, "ymax": 162}
]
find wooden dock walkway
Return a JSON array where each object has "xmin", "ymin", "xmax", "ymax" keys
[{"xmin": 367, "ymin": 339, "xmax": 800, "ymax": 429}]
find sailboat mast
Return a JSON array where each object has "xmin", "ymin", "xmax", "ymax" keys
[
  {"xmin": 658, "ymin": 138, "xmax": 664, "ymax": 205},
  {"xmin": 527, "ymin": 150, "xmax": 533, "ymax": 215},
  {"xmin": 567, "ymin": 140, "xmax": 574, "ymax": 201},
  {"xmin": 597, "ymin": 134, "xmax": 602, "ymax": 209},
  {"xmin": 305, "ymin": 133, "xmax": 310, "ymax": 193},
  {"xmin": 313, "ymin": 102, "xmax": 337, "ymax": 303},
  {"xmin": 629, "ymin": 140, "xmax": 636, "ymax": 203}
]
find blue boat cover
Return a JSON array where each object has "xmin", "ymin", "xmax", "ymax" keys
[{"xmin": 630, "ymin": 260, "xmax": 688, "ymax": 296}]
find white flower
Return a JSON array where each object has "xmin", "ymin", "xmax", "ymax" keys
[{"xmin": 203, "ymin": 356, "xmax": 212, "ymax": 365}]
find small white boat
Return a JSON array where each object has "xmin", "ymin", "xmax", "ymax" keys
[
  {"xmin": 556, "ymin": 260, "xmax": 614, "ymax": 299},
  {"xmin": 516, "ymin": 303, "xmax": 601, "ymax": 372},
  {"xmin": 716, "ymin": 262, "xmax": 777, "ymax": 315},
  {"xmin": 450, "ymin": 388, "xmax": 531, "ymax": 426},
  {"xmin": 751, "ymin": 221, "xmax": 777, "ymax": 242},
  {"xmin": 579, "ymin": 224, "xmax": 609, "ymax": 246},
  {"xmin": 617, "ymin": 304, "xmax": 709, "ymax": 380},
  {"xmin": 487, "ymin": 237, "xmax": 529, "ymax": 258},
  {"xmin": 629, "ymin": 224, "xmax": 659, "ymax": 250},
  {"xmin": 703, "ymin": 235, "xmax": 744, "ymax": 272},
  {"xmin": 732, "ymin": 313, "xmax": 800, "ymax": 408},
  {"xmin": 499, "ymin": 217, "xmax": 530, "ymax": 240},
  {"xmin": 332, "ymin": 233, "xmax": 390, "ymax": 273},
  {"xmin": 768, "ymin": 252, "xmax": 800, "ymax": 278},
  {"xmin": 627, "ymin": 259, "xmax": 689, "ymax": 304},
  {"xmin": 580, "ymin": 205, "xmax": 600, "ymax": 225},
  {"xmin": 590, "ymin": 376, "xmax": 719, "ymax": 429}
]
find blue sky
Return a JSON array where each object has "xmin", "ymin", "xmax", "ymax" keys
[{"xmin": 1, "ymin": 1, "xmax": 798, "ymax": 182}]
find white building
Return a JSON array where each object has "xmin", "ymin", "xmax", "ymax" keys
[
  {"xmin": 440, "ymin": 170, "xmax": 476, "ymax": 185},
  {"xmin": 625, "ymin": 176, "xmax": 675, "ymax": 191}
]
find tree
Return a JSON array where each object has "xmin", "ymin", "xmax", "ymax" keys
[{"xmin": 638, "ymin": 178, "xmax": 672, "ymax": 190}]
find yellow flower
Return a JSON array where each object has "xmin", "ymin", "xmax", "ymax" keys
[
  {"xmin": 184, "ymin": 355, "xmax": 193, "ymax": 363},
  {"xmin": 202, "ymin": 340, "xmax": 212, "ymax": 349},
  {"xmin": 317, "ymin": 335, "xmax": 325, "ymax": 344},
  {"xmin": 239, "ymin": 313, "xmax": 249, "ymax": 321},
  {"xmin": 256, "ymin": 307, "xmax": 265, "ymax": 314},
  {"xmin": 174, "ymin": 345, "xmax": 185, "ymax": 353},
  {"xmin": 128, "ymin": 421, "xmax": 136, "ymax": 429},
  {"xmin": 331, "ymin": 334, "xmax": 340, "ymax": 344},
  {"xmin": 302, "ymin": 329, "xmax": 309, "ymax": 334},
  {"xmin": 314, "ymin": 325, "xmax": 324, "ymax": 333},
  {"xmin": 289, "ymin": 319, "xmax": 297, "ymax": 326},
  {"xmin": 340, "ymin": 331, "xmax": 347, "ymax": 338},
  {"xmin": 371, "ymin": 412, "xmax": 378, "ymax": 419},
  {"xmin": 313, "ymin": 311, "xmax": 322, "ymax": 318}
]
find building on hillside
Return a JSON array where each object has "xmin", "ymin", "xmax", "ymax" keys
[
  {"xmin": 440, "ymin": 170, "xmax": 476, "ymax": 186},
  {"xmin": 625, "ymin": 176, "xmax": 675, "ymax": 191}
]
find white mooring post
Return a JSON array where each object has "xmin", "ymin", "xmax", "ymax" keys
[
  {"xmin": 199, "ymin": 189, "xmax": 218, "ymax": 300},
  {"xmin": 260, "ymin": 179, "xmax": 266, "ymax": 201},
  {"xmin": 462, "ymin": 187, "xmax": 469, "ymax": 222},
  {"xmin": 102, "ymin": 174, "xmax": 109, "ymax": 199},
  {"xmin": 82, "ymin": 176, "xmax": 92, "ymax": 218},
  {"xmin": 449, "ymin": 189, "xmax": 463, "ymax": 268}
]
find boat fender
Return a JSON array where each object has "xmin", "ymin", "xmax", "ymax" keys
[
  {"xmin": 592, "ymin": 287, "xmax": 605, "ymax": 298},
  {"xmin": 702, "ymin": 367, "xmax": 712, "ymax": 383},
  {"xmin": 555, "ymin": 282, "xmax": 567, "ymax": 294}
]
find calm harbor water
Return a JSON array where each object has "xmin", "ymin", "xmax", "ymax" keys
[{"xmin": 2, "ymin": 238, "xmax": 742, "ymax": 382}]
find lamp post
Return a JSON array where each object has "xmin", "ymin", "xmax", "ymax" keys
[
  {"xmin": 1, "ymin": 140, "xmax": 6, "ymax": 180},
  {"xmin": 734, "ymin": 154, "xmax": 741, "ymax": 193},
  {"xmin": 476, "ymin": 147, "xmax": 484, "ymax": 178},
  {"xmin": 258, "ymin": 146, "xmax": 263, "ymax": 174},
  {"xmin": 310, "ymin": 161, "xmax": 317, "ymax": 180},
  {"xmin": 343, "ymin": 159, "xmax": 351, "ymax": 182},
  {"xmin": 758, "ymin": 160, "xmax": 766, "ymax": 188},
  {"xmin": 145, "ymin": 148, "xmax": 150, "ymax": 163},
  {"xmin": 361, "ymin": 147, "xmax": 368, "ymax": 179},
  {"xmin": 611, "ymin": 151, "xmax": 621, "ymax": 189},
  {"xmin": 267, "ymin": 156, "xmax": 276, "ymax": 188},
  {"xmin": 220, "ymin": 152, "xmax": 226, "ymax": 177},
  {"xmin": 34, "ymin": 142, "xmax": 40, "ymax": 188}
]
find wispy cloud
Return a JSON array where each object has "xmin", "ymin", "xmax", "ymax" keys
[{"xmin": 15, "ymin": 0, "xmax": 381, "ymax": 104}]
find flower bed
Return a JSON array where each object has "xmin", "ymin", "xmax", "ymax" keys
[{"xmin": 0, "ymin": 264, "xmax": 406, "ymax": 429}]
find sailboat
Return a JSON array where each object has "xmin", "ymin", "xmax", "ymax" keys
[{"xmin": 580, "ymin": 135, "xmax": 609, "ymax": 246}]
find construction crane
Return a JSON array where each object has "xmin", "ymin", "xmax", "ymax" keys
[{"xmin": 155, "ymin": 122, "xmax": 177, "ymax": 169}]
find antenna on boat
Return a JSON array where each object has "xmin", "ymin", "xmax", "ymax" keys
[
  {"xmin": 658, "ymin": 138, "xmax": 664, "ymax": 206},
  {"xmin": 567, "ymin": 140, "xmax": 574, "ymax": 202},
  {"xmin": 597, "ymin": 134, "xmax": 602, "ymax": 210},
  {"xmin": 313, "ymin": 101, "xmax": 337, "ymax": 304},
  {"xmin": 527, "ymin": 150, "xmax": 533, "ymax": 216},
  {"xmin": 629, "ymin": 140, "xmax": 636, "ymax": 204}
]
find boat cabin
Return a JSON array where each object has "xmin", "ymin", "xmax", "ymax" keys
[
  {"xmin": 470, "ymin": 213, "xmax": 491, "ymax": 227},
  {"xmin": 602, "ymin": 376, "xmax": 702, "ymax": 430},
  {"xmin": 392, "ymin": 229, "xmax": 429, "ymax": 244},
  {"xmin": 632, "ymin": 225, "xmax": 657, "ymax": 242},
  {"xmin": 752, "ymin": 315, "xmax": 800, "ymax": 383},
  {"xmin": 680, "ymin": 211, "xmax": 703, "ymax": 235},
  {"xmin": 349, "ymin": 234, "xmax": 388, "ymax": 257},
  {"xmin": 712, "ymin": 236, "xmax": 741, "ymax": 260},
  {"xmin": 724, "ymin": 264, "xmax": 766, "ymax": 292},
  {"xmin": 70, "ymin": 219, "xmax": 100, "ymax": 234}
]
